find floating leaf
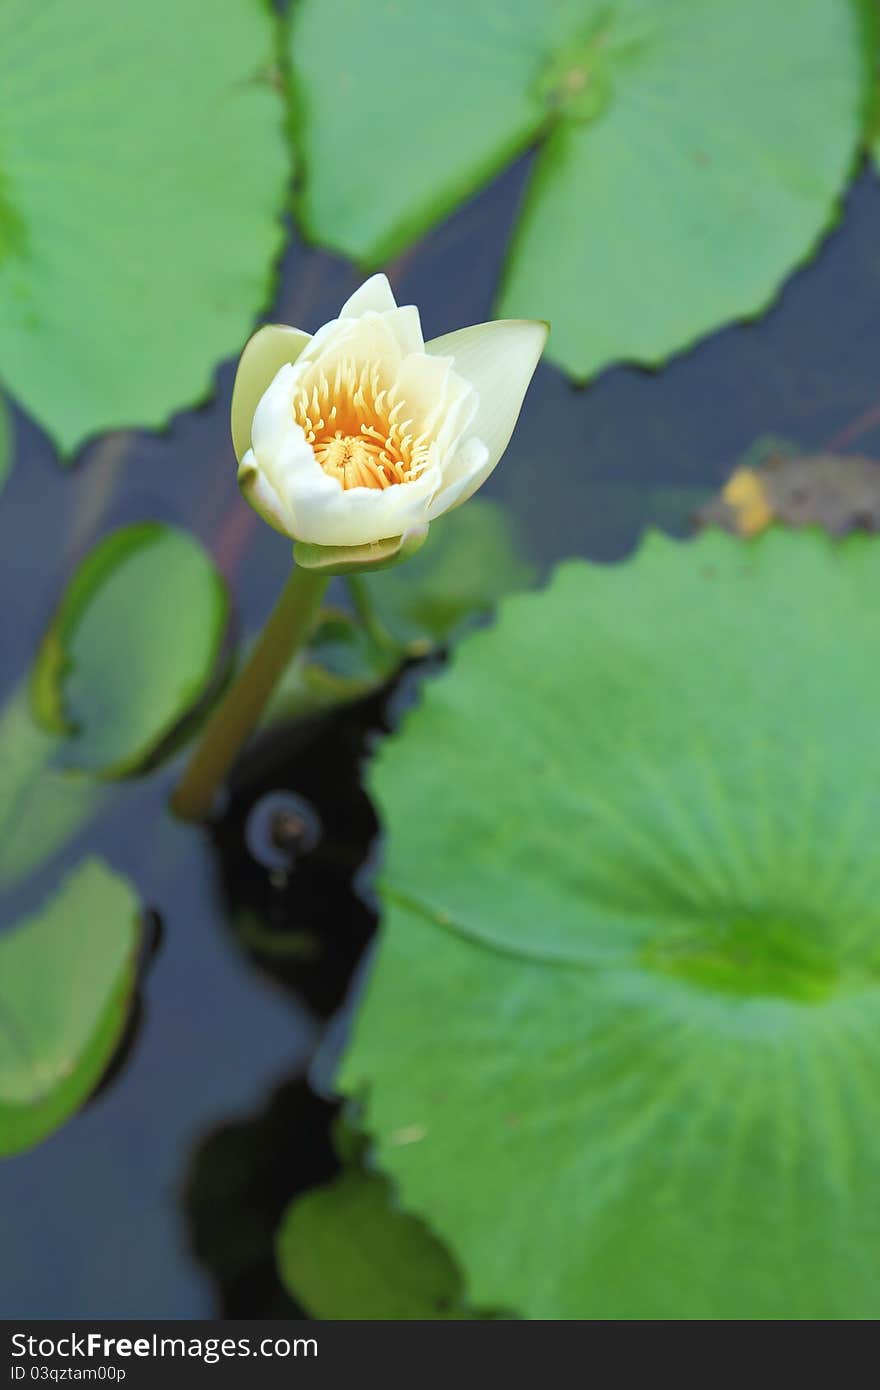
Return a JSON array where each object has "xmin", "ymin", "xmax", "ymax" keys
[
  {"xmin": 0, "ymin": 858, "xmax": 141, "ymax": 1156},
  {"xmin": 277, "ymin": 1169, "xmax": 475, "ymax": 1320},
  {"xmin": 0, "ymin": 526, "xmax": 220, "ymax": 882},
  {"xmin": 362, "ymin": 499, "xmax": 534, "ymax": 652},
  {"xmin": 0, "ymin": 0, "xmax": 288, "ymax": 454},
  {"xmin": 343, "ymin": 530, "xmax": 880, "ymax": 1319},
  {"xmin": 290, "ymin": 0, "xmax": 542, "ymax": 263},
  {"xmin": 0, "ymin": 689, "xmax": 105, "ymax": 893},
  {"xmin": 32, "ymin": 523, "xmax": 229, "ymax": 777},
  {"xmin": 290, "ymin": 0, "xmax": 867, "ymax": 380},
  {"xmin": 867, "ymin": 6, "xmax": 880, "ymax": 170},
  {"xmin": 0, "ymin": 394, "xmax": 10, "ymax": 493}
]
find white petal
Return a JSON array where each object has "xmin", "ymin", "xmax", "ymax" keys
[
  {"xmin": 303, "ymin": 312, "xmax": 405, "ymax": 385},
  {"xmin": 301, "ymin": 305, "xmax": 423, "ymax": 373},
  {"xmin": 394, "ymin": 352, "xmax": 476, "ymax": 455},
  {"xmin": 238, "ymin": 450, "xmax": 296, "ymax": 536},
  {"xmin": 291, "ymin": 464, "xmax": 442, "ymax": 548},
  {"xmin": 292, "ymin": 313, "xmax": 362, "ymax": 372},
  {"xmin": 251, "ymin": 363, "xmax": 300, "ymax": 463},
  {"xmin": 231, "ymin": 324, "xmax": 310, "ymax": 462},
  {"xmin": 250, "ymin": 365, "xmax": 320, "ymax": 525},
  {"xmin": 426, "ymin": 319, "xmax": 547, "ymax": 474},
  {"xmin": 427, "ymin": 437, "xmax": 491, "ymax": 519},
  {"xmin": 340, "ymin": 273, "xmax": 398, "ymax": 318},
  {"xmin": 383, "ymin": 304, "xmax": 424, "ymax": 355},
  {"xmin": 249, "ymin": 359, "xmax": 441, "ymax": 547}
]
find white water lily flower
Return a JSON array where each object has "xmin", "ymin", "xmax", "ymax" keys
[{"xmin": 232, "ymin": 275, "xmax": 547, "ymax": 562}]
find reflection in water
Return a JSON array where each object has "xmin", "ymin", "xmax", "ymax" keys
[
  {"xmin": 244, "ymin": 791, "xmax": 323, "ymax": 872},
  {"xmin": 211, "ymin": 689, "xmax": 386, "ymax": 1019},
  {"xmin": 0, "ymin": 771, "xmax": 317, "ymax": 1318},
  {"xmin": 4, "ymin": 154, "xmax": 880, "ymax": 1315},
  {"xmin": 180, "ymin": 678, "xmax": 395, "ymax": 1315},
  {"xmin": 87, "ymin": 909, "xmax": 165, "ymax": 1108},
  {"xmin": 183, "ymin": 1079, "xmax": 338, "ymax": 1319}
]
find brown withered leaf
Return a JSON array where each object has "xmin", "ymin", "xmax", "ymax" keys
[{"xmin": 695, "ymin": 449, "xmax": 880, "ymax": 538}]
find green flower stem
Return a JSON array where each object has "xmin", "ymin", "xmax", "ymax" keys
[
  {"xmin": 346, "ymin": 574, "xmax": 401, "ymax": 655},
  {"xmin": 172, "ymin": 565, "xmax": 329, "ymax": 822}
]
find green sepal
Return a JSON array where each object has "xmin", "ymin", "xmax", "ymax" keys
[{"xmin": 293, "ymin": 526, "xmax": 429, "ymax": 577}]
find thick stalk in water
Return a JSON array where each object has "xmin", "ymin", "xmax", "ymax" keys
[{"xmin": 172, "ymin": 565, "xmax": 328, "ymax": 822}]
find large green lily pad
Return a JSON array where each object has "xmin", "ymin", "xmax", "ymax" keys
[
  {"xmin": 32, "ymin": 523, "xmax": 229, "ymax": 777},
  {"xmin": 342, "ymin": 529, "xmax": 880, "ymax": 1319},
  {"xmin": 290, "ymin": 0, "xmax": 867, "ymax": 380},
  {"xmin": 0, "ymin": 857, "xmax": 141, "ymax": 1156},
  {"xmin": 0, "ymin": 0, "xmax": 288, "ymax": 454}
]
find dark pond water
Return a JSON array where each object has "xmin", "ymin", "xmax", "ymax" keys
[{"xmin": 3, "ymin": 159, "xmax": 880, "ymax": 1318}]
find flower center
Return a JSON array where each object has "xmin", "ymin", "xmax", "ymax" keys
[{"xmin": 293, "ymin": 357, "xmax": 430, "ymax": 491}]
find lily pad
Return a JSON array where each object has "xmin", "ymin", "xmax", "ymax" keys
[
  {"xmin": 0, "ymin": 688, "xmax": 105, "ymax": 893},
  {"xmin": 0, "ymin": 0, "xmax": 287, "ymax": 454},
  {"xmin": 342, "ymin": 529, "xmax": 880, "ymax": 1319},
  {"xmin": 277, "ymin": 1169, "xmax": 475, "ymax": 1320},
  {"xmin": 0, "ymin": 858, "xmax": 141, "ymax": 1156},
  {"xmin": 289, "ymin": 0, "xmax": 867, "ymax": 380},
  {"xmin": 32, "ymin": 523, "xmax": 229, "ymax": 777},
  {"xmin": 0, "ymin": 394, "xmax": 10, "ymax": 493}
]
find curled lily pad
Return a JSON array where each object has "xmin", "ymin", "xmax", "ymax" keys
[
  {"xmin": 0, "ymin": 0, "xmax": 288, "ymax": 455},
  {"xmin": 32, "ymin": 523, "xmax": 229, "ymax": 777},
  {"xmin": 343, "ymin": 529, "xmax": 880, "ymax": 1319},
  {"xmin": 263, "ymin": 609, "xmax": 398, "ymax": 729},
  {"xmin": 289, "ymin": 0, "xmax": 867, "ymax": 381},
  {"xmin": 0, "ymin": 688, "xmax": 105, "ymax": 893},
  {"xmin": 266, "ymin": 502, "xmax": 532, "ymax": 727},
  {"xmin": 362, "ymin": 498, "xmax": 534, "ymax": 652},
  {"xmin": 277, "ymin": 1169, "xmax": 477, "ymax": 1320},
  {"xmin": 0, "ymin": 858, "xmax": 141, "ymax": 1156}
]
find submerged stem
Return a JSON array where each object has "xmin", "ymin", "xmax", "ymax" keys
[
  {"xmin": 346, "ymin": 573, "xmax": 400, "ymax": 655},
  {"xmin": 172, "ymin": 565, "xmax": 329, "ymax": 822}
]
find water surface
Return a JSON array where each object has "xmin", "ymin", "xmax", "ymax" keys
[{"xmin": 3, "ymin": 163, "xmax": 880, "ymax": 1317}]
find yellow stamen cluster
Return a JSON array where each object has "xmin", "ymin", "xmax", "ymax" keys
[{"xmin": 293, "ymin": 358, "xmax": 431, "ymax": 491}]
